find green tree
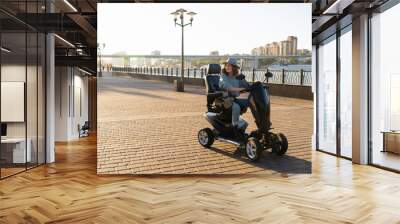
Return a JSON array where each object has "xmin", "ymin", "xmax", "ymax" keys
[
  {"xmin": 287, "ymin": 57, "xmax": 299, "ymax": 65},
  {"xmin": 258, "ymin": 58, "xmax": 278, "ymax": 68}
]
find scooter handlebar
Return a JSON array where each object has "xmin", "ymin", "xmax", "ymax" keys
[{"xmin": 240, "ymin": 83, "xmax": 268, "ymax": 93}]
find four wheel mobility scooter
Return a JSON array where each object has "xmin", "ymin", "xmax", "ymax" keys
[{"xmin": 197, "ymin": 64, "xmax": 288, "ymax": 162}]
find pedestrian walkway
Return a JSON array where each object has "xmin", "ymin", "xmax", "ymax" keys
[{"xmin": 97, "ymin": 76, "xmax": 313, "ymax": 174}]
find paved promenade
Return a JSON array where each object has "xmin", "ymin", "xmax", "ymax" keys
[{"xmin": 97, "ymin": 75, "xmax": 313, "ymax": 174}]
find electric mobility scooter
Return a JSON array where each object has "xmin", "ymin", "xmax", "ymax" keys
[{"xmin": 197, "ymin": 64, "xmax": 288, "ymax": 162}]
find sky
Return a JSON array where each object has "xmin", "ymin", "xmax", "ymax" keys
[{"xmin": 97, "ymin": 3, "xmax": 311, "ymax": 55}]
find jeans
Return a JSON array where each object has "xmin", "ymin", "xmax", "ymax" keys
[{"xmin": 232, "ymin": 98, "xmax": 249, "ymax": 127}]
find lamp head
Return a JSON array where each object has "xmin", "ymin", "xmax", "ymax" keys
[
  {"xmin": 176, "ymin": 8, "xmax": 187, "ymax": 13},
  {"xmin": 170, "ymin": 10, "xmax": 179, "ymax": 22},
  {"xmin": 187, "ymin": 11, "xmax": 196, "ymax": 20},
  {"xmin": 187, "ymin": 11, "xmax": 196, "ymax": 25}
]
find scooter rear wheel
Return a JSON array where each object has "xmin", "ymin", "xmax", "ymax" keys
[
  {"xmin": 198, "ymin": 128, "xmax": 214, "ymax": 148},
  {"xmin": 245, "ymin": 137, "xmax": 262, "ymax": 162}
]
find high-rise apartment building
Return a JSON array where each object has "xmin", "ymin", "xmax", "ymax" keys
[
  {"xmin": 280, "ymin": 40, "xmax": 291, "ymax": 56},
  {"xmin": 287, "ymin": 36, "xmax": 298, "ymax": 55},
  {"xmin": 270, "ymin": 42, "xmax": 280, "ymax": 56}
]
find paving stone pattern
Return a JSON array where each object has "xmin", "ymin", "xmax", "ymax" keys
[{"xmin": 97, "ymin": 76, "xmax": 313, "ymax": 174}]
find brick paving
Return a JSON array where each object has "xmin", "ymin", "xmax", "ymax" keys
[{"xmin": 97, "ymin": 75, "xmax": 313, "ymax": 174}]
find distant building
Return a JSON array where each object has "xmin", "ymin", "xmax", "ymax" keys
[
  {"xmin": 270, "ymin": 42, "xmax": 280, "ymax": 56},
  {"xmin": 251, "ymin": 36, "xmax": 300, "ymax": 56},
  {"xmin": 287, "ymin": 36, "xmax": 298, "ymax": 55},
  {"xmin": 151, "ymin": 50, "xmax": 161, "ymax": 56},
  {"xmin": 251, "ymin": 47, "xmax": 264, "ymax": 56},
  {"xmin": 280, "ymin": 40, "xmax": 291, "ymax": 56},
  {"xmin": 258, "ymin": 46, "xmax": 265, "ymax": 55},
  {"xmin": 251, "ymin": 48, "xmax": 258, "ymax": 56},
  {"xmin": 209, "ymin": 51, "xmax": 219, "ymax": 56},
  {"xmin": 111, "ymin": 51, "xmax": 127, "ymax": 67},
  {"xmin": 265, "ymin": 43, "xmax": 271, "ymax": 55},
  {"xmin": 297, "ymin": 49, "xmax": 311, "ymax": 56}
]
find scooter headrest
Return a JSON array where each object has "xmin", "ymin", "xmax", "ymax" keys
[{"xmin": 207, "ymin": 64, "xmax": 221, "ymax": 75}]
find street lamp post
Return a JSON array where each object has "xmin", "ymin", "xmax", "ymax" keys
[
  {"xmin": 97, "ymin": 43, "xmax": 105, "ymax": 77},
  {"xmin": 171, "ymin": 8, "xmax": 196, "ymax": 92}
]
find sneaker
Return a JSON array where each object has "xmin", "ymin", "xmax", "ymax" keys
[{"xmin": 233, "ymin": 127, "xmax": 246, "ymax": 144}]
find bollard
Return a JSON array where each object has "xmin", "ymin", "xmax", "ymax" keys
[{"xmin": 282, "ymin": 69, "xmax": 285, "ymax": 84}]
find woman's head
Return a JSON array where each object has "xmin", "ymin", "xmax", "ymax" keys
[{"xmin": 222, "ymin": 63, "xmax": 239, "ymax": 76}]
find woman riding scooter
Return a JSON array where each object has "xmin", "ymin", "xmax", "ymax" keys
[{"xmin": 219, "ymin": 58, "xmax": 250, "ymax": 141}]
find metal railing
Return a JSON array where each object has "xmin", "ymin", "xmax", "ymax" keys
[{"xmin": 111, "ymin": 66, "xmax": 312, "ymax": 86}]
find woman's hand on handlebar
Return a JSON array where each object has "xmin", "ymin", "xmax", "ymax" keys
[
  {"xmin": 239, "ymin": 88, "xmax": 249, "ymax": 93},
  {"xmin": 228, "ymin": 87, "xmax": 246, "ymax": 93},
  {"xmin": 240, "ymin": 84, "xmax": 254, "ymax": 93}
]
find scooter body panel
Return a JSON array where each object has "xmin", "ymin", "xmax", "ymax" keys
[
  {"xmin": 248, "ymin": 82, "xmax": 271, "ymax": 134},
  {"xmin": 204, "ymin": 112, "xmax": 248, "ymax": 142}
]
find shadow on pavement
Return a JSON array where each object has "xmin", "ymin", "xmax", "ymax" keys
[{"xmin": 207, "ymin": 146, "xmax": 311, "ymax": 174}]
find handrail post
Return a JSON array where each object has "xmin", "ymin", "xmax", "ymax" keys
[
  {"xmin": 266, "ymin": 68, "xmax": 269, "ymax": 83},
  {"xmin": 282, "ymin": 69, "xmax": 285, "ymax": 84},
  {"xmin": 194, "ymin": 68, "xmax": 196, "ymax": 78},
  {"xmin": 300, "ymin": 69, "xmax": 304, "ymax": 85},
  {"xmin": 252, "ymin": 68, "xmax": 255, "ymax": 82}
]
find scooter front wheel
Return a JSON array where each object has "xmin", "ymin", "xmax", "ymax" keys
[
  {"xmin": 198, "ymin": 128, "xmax": 214, "ymax": 148},
  {"xmin": 245, "ymin": 137, "xmax": 262, "ymax": 162},
  {"xmin": 272, "ymin": 133, "xmax": 288, "ymax": 155}
]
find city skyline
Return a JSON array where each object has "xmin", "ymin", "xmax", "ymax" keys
[
  {"xmin": 98, "ymin": 3, "xmax": 311, "ymax": 55},
  {"xmin": 251, "ymin": 35, "xmax": 311, "ymax": 56}
]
